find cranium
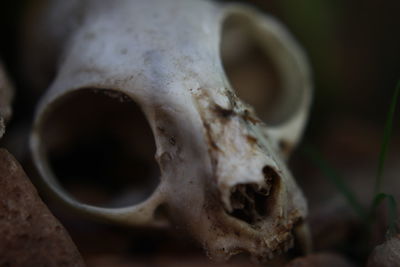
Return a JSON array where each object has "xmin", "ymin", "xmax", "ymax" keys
[{"xmin": 28, "ymin": 0, "xmax": 312, "ymax": 262}]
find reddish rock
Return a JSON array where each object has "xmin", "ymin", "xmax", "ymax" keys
[{"xmin": 0, "ymin": 149, "xmax": 85, "ymax": 267}]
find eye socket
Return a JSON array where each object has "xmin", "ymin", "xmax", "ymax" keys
[
  {"xmin": 39, "ymin": 89, "xmax": 160, "ymax": 208},
  {"xmin": 221, "ymin": 13, "xmax": 298, "ymax": 125}
]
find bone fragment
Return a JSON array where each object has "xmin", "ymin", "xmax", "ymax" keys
[{"xmin": 0, "ymin": 62, "xmax": 13, "ymax": 138}]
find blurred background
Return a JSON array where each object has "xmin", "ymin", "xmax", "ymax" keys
[{"xmin": 0, "ymin": 0, "xmax": 400, "ymax": 266}]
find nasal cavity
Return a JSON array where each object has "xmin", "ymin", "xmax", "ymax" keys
[
  {"xmin": 39, "ymin": 89, "xmax": 160, "ymax": 208},
  {"xmin": 229, "ymin": 166, "xmax": 280, "ymax": 224}
]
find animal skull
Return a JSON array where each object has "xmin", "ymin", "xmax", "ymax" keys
[{"xmin": 28, "ymin": 0, "xmax": 312, "ymax": 262}]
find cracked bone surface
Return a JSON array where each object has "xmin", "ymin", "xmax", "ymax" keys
[
  {"xmin": 0, "ymin": 62, "xmax": 13, "ymax": 139},
  {"xmin": 29, "ymin": 0, "xmax": 312, "ymax": 262}
]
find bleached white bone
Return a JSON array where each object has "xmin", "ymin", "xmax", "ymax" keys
[{"xmin": 29, "ymin": 0, "xmax": 312, "ymax": 261}]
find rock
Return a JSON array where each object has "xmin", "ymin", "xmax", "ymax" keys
[
  {"xmin": 367, "ymin": 234, "xmax": 400, "ymax": 267},
  {"xmin": 285, "ymin": 253, "xmax": 354, "ymax": 267},
  {"xmin": 0, "ymin": 149, "xmax": 85, "ymax": 267}
]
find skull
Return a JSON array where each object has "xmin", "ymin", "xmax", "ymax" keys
[{"xmin": 28, "ymin": 0, "xmax": 312, "ymax": 262}]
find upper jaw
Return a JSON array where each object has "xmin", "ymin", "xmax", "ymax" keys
[
  {"xmin": 182, "ymin": 90, "xmax": 308, "ymax": 261},
  {"xmin": 196, "ymin": 190, "xmax": 305, "ymax": 262}
]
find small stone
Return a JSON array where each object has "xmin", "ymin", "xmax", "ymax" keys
[
  {"xmin": 367, "ymin": 235, "xmax": 400, "ymax": 267},
  {"xmin": 0, "ymin": 149, "xmax": 85, "ymax": 267}
]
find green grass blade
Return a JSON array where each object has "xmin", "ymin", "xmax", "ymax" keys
[
  {"xmin": 374, "ymin": 80, "xmax": 400, "ymax": 195},
  {"xmin": 371, "ymin": 193, "xmax": 398, "ymax": 237},
  {"xmin": 303, "ymin": 146, "xmax": 367, "ymax": 220}
]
